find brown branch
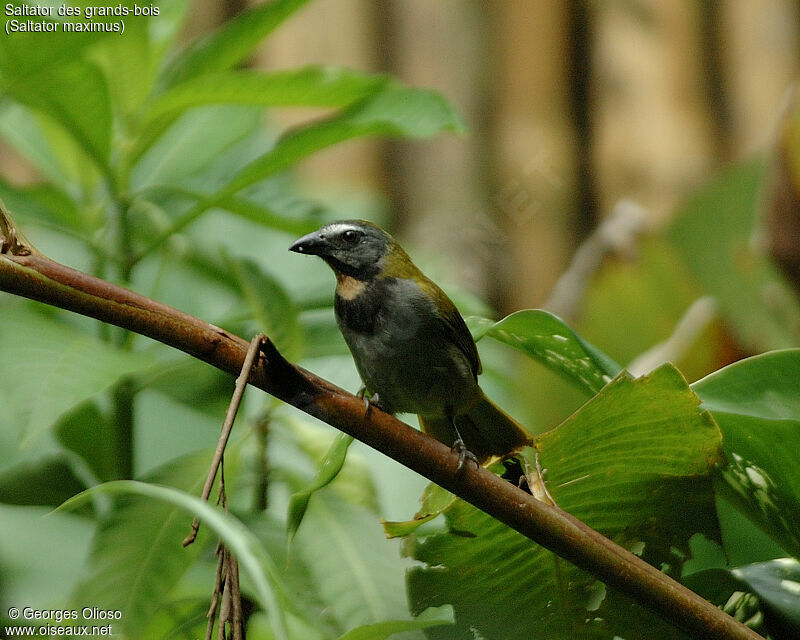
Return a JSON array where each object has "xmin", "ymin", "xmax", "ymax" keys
[{"xmin": 0, "ymin": 210, "xmax": 761, "ymax": 640}]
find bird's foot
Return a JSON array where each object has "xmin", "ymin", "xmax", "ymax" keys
[
  {"xmin": 451, "ymin": 438, "xmax": 479, "ymax": 472},
  {"xmin": 357, "ymin": 387, "xmax": 383, "ymax": 415},
  {"xmin": 357, "ymin": 386, "xmax": 369, "ymax": 412}
]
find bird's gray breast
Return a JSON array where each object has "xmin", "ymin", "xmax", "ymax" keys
[{"xmin": 335, "ymin": 278, "xmax": 476, "ymax": 416}]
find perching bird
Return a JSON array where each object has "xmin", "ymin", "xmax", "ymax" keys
[{"xmin": 290, "ymin": 220, "xmax": 531, "ymax": 468}]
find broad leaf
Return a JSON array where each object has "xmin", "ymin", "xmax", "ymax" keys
[
  {"xmin": 470, "ymin": 309, "xmax": 621, "ymax": 394},
  {"xmin": 0, "ymin": 305, "xmax": 153, "ymax": 443},
  {"xmin": 293, "ymin": 495, "xmax": 414, "ymax": 631},
  {"xmin": 130, "ymin": 105, "xmax": 263, "ymax": 192},
  {"xmin": 733, "ymin": 558, "xmax": 800, "ymax": 631},
  {"xmin": 692, "ymin": 349, "xmax": 800, "ymax": 557},
  {"xmin": 406, "ymin": 364, "xmax": 723, "ymax": 640},
  {"xmin": 3, "ymin": 59, "xmax": 113, "ymax": 172}
]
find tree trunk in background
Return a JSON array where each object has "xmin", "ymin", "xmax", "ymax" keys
[
  {"xmin": 590, "ymin": 0, "xmax": 718, "ymax": 224},
  {"xmin": 486, "ymin": 0, "xmax": 581, "ymax": 311},
  {"xmin": 375, "ymin": 0, "xmax": 493, "ymax": 298}
]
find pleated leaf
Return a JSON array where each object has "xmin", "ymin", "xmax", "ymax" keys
[{"xmin": 406, "ymin": 364, "xmax": 723, "ymax": 640}]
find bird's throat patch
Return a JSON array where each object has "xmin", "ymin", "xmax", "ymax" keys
[{"xmin": 335, "ymin": 274, "xmax": 367, "ymax": 300}]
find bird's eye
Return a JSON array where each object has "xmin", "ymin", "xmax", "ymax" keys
[{"xmin": 342, "ymin": 229, "xmax": 361, "ymax": 243}]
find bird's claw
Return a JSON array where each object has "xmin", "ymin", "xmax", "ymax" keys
[
  {"xmin": 451, "ymin": 438, "xmax": 479, "ymax": 472},
  {"xmin": 357, "ymin": 386, "xmax": 382, "ymax": 415}
]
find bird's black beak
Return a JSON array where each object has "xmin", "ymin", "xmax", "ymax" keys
[{"xmin": 289, "ymin": 230, "xmax": 329, "ymax": 256}]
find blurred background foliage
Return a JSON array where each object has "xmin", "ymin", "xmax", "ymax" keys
[{"xmin": 0, "ymin": 1, "xmax": 799, "ymax": 639}]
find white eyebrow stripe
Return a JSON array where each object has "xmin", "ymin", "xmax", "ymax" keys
[{"xmin": 324, "ymin": 223, "xmax": 360, "ymax": 236}]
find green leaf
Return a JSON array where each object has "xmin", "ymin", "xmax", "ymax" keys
[
  {"xmin": 383, "ymin": 483, "xmax": 457, "ymax": 538},
  {"xmin": 668, "ymin": 161, "xmax": 800, "ymax": 351},
  {"xmin": 145, "ymin": 66, "xmax": 392, "ymax": 124},
  {"xmin": 89, "ymin": 10, "xmax": 158, "ymax": 119},
  {"xmin": 3, "ymin": 59, "xmax": 113, "ymax": 173},
  {"xmin": 406, "ymin": 364, "xmax": 723, "ymax": 640},
  {"xmin": 293, "ymin": 495, "xmax": 413, "ymax": 630},
  {"xmin": 285, "ymin": 417, "xmax": 379, "ymax": 511},
  {"xmin": 470, "ymin": 309, "xmax": 621, "ymax": 395},
  {"xmin": 287, "ymin": 432, "xmax": 354, "ymax": 542},
  {"xmin": 0, "ymin": 176, "xmax": 84, "ymax": 233},
  {"xmin": 334, "ymin": 606, "xmax": 454, "ymax": 640},
  {"xmin": 0, "ymin": 103, "xmax": 76, "ymax": 187},
  {"xmin": 61, "ymin": 457, "xmax": 292, "ymax": 640},
  {"xmin": 133, "ymin": 85, "xmax": 463, "ymax": 259},
  {"xmin": 130, "ymin": 104, "xmax": 263, "ymax": 191},
  {"xmin": 0, "ymin": 504, "xmax": 93, "ymax": 610},
  {"xmin": 221, "ymin": 85, "xmax": 465, "ymax": 197},
  {"xmin": 0, "ymin": 306, "xmax": 153, "ymax": 444},
  {"xmin": 57, "ymin": 401, "xmax": 117, "ymax": 482},
  {"xmin": 0, "ymin": 7, "xmax": 107, "ymax": 78},
  {"xmin": 226, "ymin": 255, "xmax": 303, "ymax": 360},
  {"xmin": 62, "ymin": 452, "xmax": 212, "ymax": 635},
  {"xmin": 732, "ymin": 558, "xmax": 800, "ymax": 630},
  {"xmin": 692, "ymin": 349, "xmax": 800, "ymax": 557},
  {"xmin": 576, "ymin": 239, "xmax": 727, "ymax": 382},
  {"xmin": 160, "ymin": 0, "xmax": 313, "ymax": 88}
]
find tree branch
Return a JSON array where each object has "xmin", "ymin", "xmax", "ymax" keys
[{"xmin": 0, "ymin": 209, "xmax": 761, "ymax": 640}]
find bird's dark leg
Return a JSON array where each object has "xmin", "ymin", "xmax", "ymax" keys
[{"xmin": 449, "ymin": 415, "xmax": 479, "ymax": 472}]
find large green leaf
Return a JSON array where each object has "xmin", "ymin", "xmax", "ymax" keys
[
  {"xmin": 692, "ymin": 349, "xmax": 800, "ymax": 557},
  {"xmin": 0, "ymin": 6, "xmax": 106, "ymax": 79},
  {"xmin": 0, "ymin": 305, "xmax": 153, "ymax": 443},
  {"xmin": 469, "ymin": 309, "xmax": 621, "ymax": 395},
  {"xmin": 130, "ymin": 104, "xmax": 263, "ymax": 192},
  {"xmin": 160, "ymin": 0, "xmax": 312, "ymax": 88},
  {"xmin": 406, "ymin": 364, "xmax": 723, "ymax": 640},
  {"xmin": 0, "ymin": 103, "xmax": 78, "ymax": 188},
  {"xmin": 88, "ymin": 8, "xmax": 158, "ymax": 120},
  {"xmin": 2, "ymin": 59, "xmax": 113, "ymax": 173},
  {"xmin": 293, "ymin": 494, "xmax": 414, "ymax": 631},
  {"xmin": 733, "ymin": 558, "xmax": 800, "ymax": 632},
  {"xmin": 0, "ymin": 505, "xmax": 93, "ymax": 619}
]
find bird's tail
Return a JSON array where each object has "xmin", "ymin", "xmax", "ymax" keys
[{"xmin": 419, "ymin": 388, "xmax": 532, "ymax": 462}]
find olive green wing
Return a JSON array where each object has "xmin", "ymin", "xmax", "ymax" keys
[{"xmin": 419, "ymin": 276, "xmax": 481, "ymax": 379}]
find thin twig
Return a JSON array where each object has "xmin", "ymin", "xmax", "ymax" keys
[
  {"xmin": 206, "ymin": 543, "xmax": 224, "ymax": 640},
  {"xmin": 183, "ymin": 334, "xmax": 266, "ymax": 547}
]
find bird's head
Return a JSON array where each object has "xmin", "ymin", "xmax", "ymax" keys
[{"xmin": 290, "ymin": 220, "xmax": 414, "ymax": 280}]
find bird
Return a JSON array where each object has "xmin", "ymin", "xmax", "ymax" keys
[{"xmin": 289, "ymin": 220, "xmax": 532, "ymax": 469}]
